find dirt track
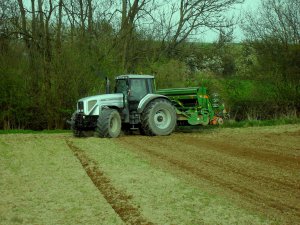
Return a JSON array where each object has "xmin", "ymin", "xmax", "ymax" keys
[
  {"xmin": 117, "ymin": 125, "xmax": 300, "ymax": 224},
  {"xmin": 66, "ymin": 139, "xmax": 153, "ymax": 225}
]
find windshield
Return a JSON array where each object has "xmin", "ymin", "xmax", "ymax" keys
[
  {"xmin": 130, "ymin": 79, "xmax": 148, "ymax": 100},
  {"xmin": 115, "ymin": 79, "xmax": 128, "ymax": 94}
]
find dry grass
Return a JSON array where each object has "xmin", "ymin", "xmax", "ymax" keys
[{"xmin": 0, "ymin": 134, "xmax": 123, "ymax": 225}]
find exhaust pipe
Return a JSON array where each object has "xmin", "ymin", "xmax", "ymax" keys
[{"xmin": 105, "ymin": 77, "xmax": 110, "ymax": 94}]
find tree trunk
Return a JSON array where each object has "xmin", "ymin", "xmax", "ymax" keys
[
  {"xmin": 56, "ymin": 0, "xmax": 63, "ymax": 53},
  {"xmin": 87, "ymin": 0, "xmax": 93, "ymax": 35},
  {"xmin": 17, "ymin": 0, "xmax": 30, "ymax": 49},
  {"xmin": 79, "ymin": 0, "xmax": 85, "ymax": 38},
  {"xmin": 120, "ymin": 0, "xmax": 143, "ymax": 72}
]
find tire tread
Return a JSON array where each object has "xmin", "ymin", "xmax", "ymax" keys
[
  {"xmin": 96, "ymin": 109, "xmax": 121, "ymax": 138},
  {"xmin": 141, "ymin": 98, "xmax": 176, "ymax": 136}
]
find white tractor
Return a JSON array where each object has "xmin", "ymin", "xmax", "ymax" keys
[{"xmin": 69, "ymin": 75, "xmax": 177, "ymax": 138}]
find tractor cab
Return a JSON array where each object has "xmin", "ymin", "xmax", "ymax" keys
[{"xmin": 115, "ymin": 75, "xmax": 155, "ymax": 111}]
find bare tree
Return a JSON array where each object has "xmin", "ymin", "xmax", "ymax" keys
[
  {"xmin": 242, "ymin": 0, "xmax": 300, "ymax": 101},
  {"xmin": 17, "ymin": 0, "xmax": 31, "ymax": 48},
  {"xmin": 118, "ymin": 0, "xmax": 156, "ymax": 72},
  {"xmin": 155, "ymin": 0, "xmax": 244, "ymax": 56},
  {"xmin": 55, "ymin": 0, "xmax": 63, "ymax": 52},
  {"xmin": 243, "ymin": 0, "xmax": 300, "ymax": 45},
  {"xmin": 87, "ymin": 0, "xmax": 93, "ymax": 35}
]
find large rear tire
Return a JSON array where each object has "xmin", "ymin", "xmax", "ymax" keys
[
  {"xmin": 96, "ymin": 109, "xmax": 121, "ymax": 138},
  {"xmin": 141, "ymin": 99, "xmax": 176, "ymax": 136}
]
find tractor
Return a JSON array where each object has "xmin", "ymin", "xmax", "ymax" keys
[{"xmin": 69, "ymin": 74, "xmax": 227, "ymax": 138}]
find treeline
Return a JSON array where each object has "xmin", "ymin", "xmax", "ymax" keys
[{"xmin": 0, "ymin": 0, "xmax": 299, "ymax": 130}]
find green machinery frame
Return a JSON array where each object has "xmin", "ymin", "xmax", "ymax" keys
[{"xmin": 156, "ymin": 86, "xmax": 225, "ymax": 125}]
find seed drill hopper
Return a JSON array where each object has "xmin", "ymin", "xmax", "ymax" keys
[{"xmin": 156, "ymin": 86, "xmax": 226, "ymax": 126}]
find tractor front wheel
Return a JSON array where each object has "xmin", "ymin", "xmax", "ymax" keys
[
  {"xmin": 70, "ymin": 112, "xmax": 83, "ymax": 137},
  {"xmin": 96, "ymin": 109, "xmax": 121, "ymax": 138},
  {"xmin": 141, "ymin": 99, "xmax": 176, "ymax": 136}
]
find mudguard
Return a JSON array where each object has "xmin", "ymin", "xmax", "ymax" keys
[{"xmin": 137, "ymin": 94, "xmax": 170, "ymax": 113}]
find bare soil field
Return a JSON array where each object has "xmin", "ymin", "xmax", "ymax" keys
[
  {"xmin": 1, "ymin": 124, "xmax": 299, "ymax": 224},
  {"xmin": 116, "ymin": 125, "xmax": 300, "ymax": 224}
]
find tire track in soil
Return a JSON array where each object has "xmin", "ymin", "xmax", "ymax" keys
[
  {"xmin": 118, "ymin": 137, "xmax": 300, "ymax": 223},
  {"xmin": 177, "ymin": 135, "xmax": 300, "ymax": 170},
  {"xmin": 170, "ymin": 138, "xmax": 299, "ymax": 190},
  {"xmin": 66, "ymin": 139, "xmax": 153, "ymax": 225}
]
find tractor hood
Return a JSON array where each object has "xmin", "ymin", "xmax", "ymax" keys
[{"xmin": 77, "ymin": 93, "xmax": 124, "ymax": 116}]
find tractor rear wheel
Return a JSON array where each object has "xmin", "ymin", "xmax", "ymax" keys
[
  {"xmin": 96, "ymin": 109, "xmax": 121, "ymax": 138},
  {"xmin": 141, "ymin": 99, "xmax": 176, "ymax": 136}
]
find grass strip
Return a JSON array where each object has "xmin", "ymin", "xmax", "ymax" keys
[{"xmin": 0, "ymin": 134, "xmax": 123, "ymax": 225}]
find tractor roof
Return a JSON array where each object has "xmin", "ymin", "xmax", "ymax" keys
[{"xmin": 116, "ymin": 74, "xmax": 154, "ymax": 80}]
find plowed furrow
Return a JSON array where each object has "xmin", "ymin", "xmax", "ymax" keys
[
  {"xmin": 129, "ymin": 137, "xmax": 299, "ymax": 192},
  {"xmin": 66, "ymin": 139, "xmax": 153, "ymax": 225},
  {"xmin": 169, "ymin": 138, "xmax": 299, "ymax": 190},
  {"xmin": 177, "ymin": 135, "xmax": 300, "ymax": 170}
]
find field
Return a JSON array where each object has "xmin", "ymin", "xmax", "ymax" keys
[{"xmin": 0, "ymin": 124, "xmax": 299, "ymax": 224}]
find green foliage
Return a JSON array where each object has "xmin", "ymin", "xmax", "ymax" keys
[
  {"xmin": 0, "ymin": 38, "xmax": 106, "ymax": 130},
  {"xmin": 150, "ymin": 59, "xmax": 189, "ymax": 88},
  {"xmin": 1, "ymin": 0, "xmax": 299, "ymax": 130}
]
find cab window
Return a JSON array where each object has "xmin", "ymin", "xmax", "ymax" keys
[
  {"xmin": 130, "ymin": 79, "xmax": 148, "ymax": 100},
  {"xmin": 115, "ymin": 79, "xmax": 128, "ymax": 94}
]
